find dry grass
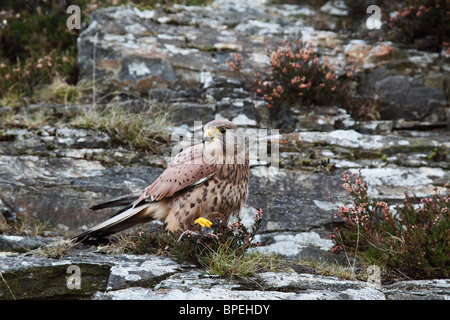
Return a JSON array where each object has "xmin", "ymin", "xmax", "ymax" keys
[
  {"xmin": 0, "ymin": 214, "xmax": 51, "ymax": 237},
  {"xmin": 200, "ymin": 244, "xmax": 281, "ymax": 279},
  {"xmin": 32, "ymin": 240, "xmax": 73, "ymax": 259},
  {"xmin": 72, "ymin": 99, "xmax": 171, "ymax": 152},
  {"xmin": 37, "ymin": 76, "xmax": 92, "ymax": 105}
]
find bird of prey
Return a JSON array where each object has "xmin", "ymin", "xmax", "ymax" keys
[{"xmin": 72, "ymin": 119, "xmax": 250, "ymax": 243}]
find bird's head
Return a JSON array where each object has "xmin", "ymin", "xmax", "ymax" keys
[{"xmin": 202, "ymin": 120, "xmax": 247, "ymax": 165}]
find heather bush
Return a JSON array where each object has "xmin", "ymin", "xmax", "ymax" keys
[
  {"xmin": 385, "ymin": 0, "xmax": 449, "ymax": 52},
  {"xmin": 331, "ymin": 171, "xmax": 449, "ymax": 281},
  {"xmin": 256, "ymin": 41, "xmax": 347, "ymax": 109},
  {"xmin": 227, "ymin": 40, "xmax": 380, "ymax": 123}
]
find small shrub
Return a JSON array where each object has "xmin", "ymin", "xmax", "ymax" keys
[
  {"xmin": 428, "ymin": 148, "xmax": 447, "ymax": 162},
  {"xmin": 331, "ymin": 171, "xmax": 449, "ymax": 281},
  {"xmin": 255, "ymin": 41, "xmax": 347, "ymax": 109},
  {"xmin": 121, "ymin": 209, "xmax": 271, "ymax": 278},
  {"xmin": 385, "ymin": 0, "xmax": 449, "ymax": 51},
  {"xmin": 227, "ymin": 40, "xmax": 380, "ymax": 122}
]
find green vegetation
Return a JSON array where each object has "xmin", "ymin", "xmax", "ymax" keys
[
  {"xmin": 0, "ymin": 0, "xmax": 212, "ymax": 106},
  {"xmin": 0, "ymin": 0, "xmax": 84, "ymax": 105},
  {"xmin": 118, "ymin": 209, "xmax": 280, "ymax": 278}
]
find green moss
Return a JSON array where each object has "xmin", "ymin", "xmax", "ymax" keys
[
  {"xmin": 0, "ymin": 130, "xmax": 15, "ymax": 141},
  {"xmin": 0, "ymin": 263, "xmax": 110, "ymax": 299}
]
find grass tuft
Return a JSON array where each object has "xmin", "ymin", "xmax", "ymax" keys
[
  {"xmin": 37, "ymin": 75, "xmax": 92, "ymax": 105},
  {"xmin": 200, "ymin": 243, "xmax": 280, "ymax": 278},
  {"xmin": 72, "ymin": 99, "xmax": 171, "ymax": 152},
  {"xmin": 116, "ymin": 209, "xmax": 279, "ymax": 278},
  {"xmin": 32, "ymin": 240, "xmax": 73, "ymax": 259}
]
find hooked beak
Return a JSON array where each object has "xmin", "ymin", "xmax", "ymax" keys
[{"xmin": 202, "ymin": 130, "xmax": 214, "ymax": 142}]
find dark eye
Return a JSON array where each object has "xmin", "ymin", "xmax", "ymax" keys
[{"xmin": 219, "ymin": 127, "xmax": 227, "ymax": 134}]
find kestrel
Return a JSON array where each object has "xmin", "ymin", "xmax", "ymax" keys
[{"xmin": 72, "ymin": 119, "xmax": 250, "ymax": 243}]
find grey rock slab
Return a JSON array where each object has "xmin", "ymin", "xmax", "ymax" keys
[
  {"xmin": 0, "ymin": 235, "xmax": 56, "ymax": 253},
  {"xmin": 94, "ymin": 286, "xmax": 300, "ymax": 300},
  {"xmin": 0, "ymin": 252, "xmax": 182, "ymax": 299},
  {"xmin": 247, "ymin": 166, "xmax": 345, "ymax": 232},
  {"xmin": 107, "ymin": 255, "xmax": 181, "ymax": 291},
  {"xmin": 95, "ymin": 270, "xmax": 386, "ymax": 300},
  {"xmin": 383, "ymin": 279, "xmax": 450, "ymax": 300},
  {"xmin": 349, "ymin": 166, "xmax": 448, "ymax": 199},
  {"xmin": 281, "ymin": 129, "xmax": 446, "ymax": 152},
  {"xmin": 77, "ymin": 1, "xmax": 309, "ymax": 92},
  {"xmin": 0, "ymin": 127, "xmax": 111, "ymax": 157},
  {"xmin": 358, "ymin": 66, "xmax": 448, "ymax": 122},
  {"xmin": 257, "ymin": 272, "xmax": 385, "ymax": 300},
  {"xmin": 253, "ymin": 232, "xmax": 333, "ymax": 257},
  {"xmin": 0, "ymin": 154, "xmax": 163, "ymax": 235},
  {"xmin": 0, "ymin": 253, "xmax": 110, "ymax": 299},
  {"xmin": 1, "ymin": 250, "xmax": 448, "ymax": 300},
  {"xmin": 95, "ymin": 286, "xmax": 382, "ymax": 300},
  {"xmin": 155, "ymin": 270, "xmax": 241, "ymax": 292}
]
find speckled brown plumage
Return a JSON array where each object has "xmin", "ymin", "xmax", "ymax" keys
[{"xmin": 72, "ymin": 120, "xmax": 249, "ymax": 243}]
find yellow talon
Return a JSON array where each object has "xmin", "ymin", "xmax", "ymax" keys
[{"xmin": 194, "ymin": 217, "xmax": 213, "ymax": 228}]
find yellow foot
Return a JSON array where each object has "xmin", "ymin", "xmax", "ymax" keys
[{"xmin": 194, "ymin": 217, "xmax": 213, "ymax": 228}]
